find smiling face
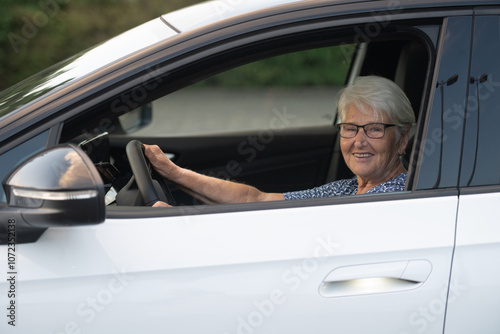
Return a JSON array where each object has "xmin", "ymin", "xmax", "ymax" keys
[{"xmin": 340, "ymin": 104, "xmax": 409, "ymax": 188}]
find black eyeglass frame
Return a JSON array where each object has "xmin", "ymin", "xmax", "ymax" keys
[{"xmin": 336, "ymin": 123, "xmax": 397, "ymax": 139}]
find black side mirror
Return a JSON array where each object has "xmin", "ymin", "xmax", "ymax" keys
[{"xmin": 1, "ymin": 144, "xmax": 105, "ymax": 244}]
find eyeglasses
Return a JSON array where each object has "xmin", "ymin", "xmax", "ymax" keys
[{"xmin": 336, "ymin": 123, "xmax": 396, "ymax": 139}]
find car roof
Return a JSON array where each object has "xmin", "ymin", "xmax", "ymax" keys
[
  {"xmin": 162, "ymin": 0, "xmax": 500, "ymax": 33},
  {"xmin": 163, "ymin": 0, "xmax": 316, "ymax": 32}
]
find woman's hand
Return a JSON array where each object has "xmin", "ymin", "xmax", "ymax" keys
[
  {"xmin": 153, "ymin": 201, "xmax": 172, "ymax": 207},
  {"xmin": 143, "ymin": 144, "xmax": 180, "ymax": 181}
]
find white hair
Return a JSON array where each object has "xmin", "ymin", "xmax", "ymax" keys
[{"xmin": 337, "ymin": 76, "xmax": 415, "ymax": 137}]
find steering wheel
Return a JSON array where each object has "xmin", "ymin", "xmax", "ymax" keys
[{"xmin": 125, "ymin": 140, "xmax": 176, "ymax": 206}]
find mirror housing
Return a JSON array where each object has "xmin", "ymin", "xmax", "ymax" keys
[{"xmin": 1, "ymin": 144, "xmax": 105, "ymax": 243}]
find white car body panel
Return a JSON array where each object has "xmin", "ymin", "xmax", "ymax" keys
[
  {"xmin": 2, "ymin": 195, "xmax": 457, "ymax": 333},
  {"xmin": 444, "ymin": 192, "xmax": 500, "ymax": 333}
]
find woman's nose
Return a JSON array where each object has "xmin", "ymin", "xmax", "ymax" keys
[{"xmin": 353, "ymin": 128, "xmax": 369, "ymax": 146}]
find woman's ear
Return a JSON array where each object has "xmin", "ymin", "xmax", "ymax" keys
[{"xmin": 398, "ymin": 127, "xmax": 411, "ymax": 155}]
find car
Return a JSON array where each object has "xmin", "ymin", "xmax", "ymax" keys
[{"xmin": 1, "ymin": 0, "xmax": 500, "ymax": 332}]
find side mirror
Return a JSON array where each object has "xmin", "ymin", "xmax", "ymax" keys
[{"xmin": 1, "ymin": 144, "xmax": 105, "ymax": 243}]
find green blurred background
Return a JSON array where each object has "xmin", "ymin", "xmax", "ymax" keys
[{"xmin": 0, "ymin": 0, "xmax": 200, "ymax": 91}]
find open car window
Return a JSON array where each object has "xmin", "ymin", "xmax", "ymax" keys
[{"xmin": 59, "ymin": 20, "xmax": 438, "ymax": 212}]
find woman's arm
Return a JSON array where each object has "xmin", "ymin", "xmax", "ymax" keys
[{"xmin": 144, "ymin": 144, "xmax": 284, "ymax": 205}]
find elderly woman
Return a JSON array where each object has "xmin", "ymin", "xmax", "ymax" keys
[{"xmin": 144, "ymin": 75, "xmax": 415, "ymax": 206}]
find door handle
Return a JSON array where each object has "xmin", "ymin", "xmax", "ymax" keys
[{"xmin": 319, "ymin": 260, "xmax": 432, "ymax": 298}]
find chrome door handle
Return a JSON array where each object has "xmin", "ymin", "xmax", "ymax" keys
[{"xmin": 319, "ymin": 260, "xmax": 432, "ymax": 298}]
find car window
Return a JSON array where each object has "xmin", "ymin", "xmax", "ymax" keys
[
  {"xmin": 59, "ymin": 20, "xmax": 438, "ymax": 211},
  {"xmin": 130, "ymin": 45, "xmax": 352, "ymax": 137},
  {"xmin": 459, "ymin": 15, "xmax": 500, "ymax": 187},
  {"xmin": 0, "ymin": 131, "xmax": 49, "ymax": 203}
]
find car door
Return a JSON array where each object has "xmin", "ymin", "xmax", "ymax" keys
[
  {"xmin": 0, "ymin": 9, "xmax": 473, "ymax": 334},
  {"xmin": 444, "ymin": 13, "xmax": 500, "ymax": 333}
]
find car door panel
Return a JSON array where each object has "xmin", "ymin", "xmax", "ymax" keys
[
  {"xmin": 444, "ymin": 192, "xmax": 500, "ymax": 333},
  {"xmin": 3, "ymin": 193, "xmax": 457, "ymax": 334}
]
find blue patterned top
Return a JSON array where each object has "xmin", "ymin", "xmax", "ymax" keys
[{"xmin": 283, "ymin": 173, "xmax": 407, "ymax": 200}]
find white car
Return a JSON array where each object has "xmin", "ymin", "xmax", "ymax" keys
[{"xmin": 1, "ymin": 0, "xmax": 500, "ymax": 333}]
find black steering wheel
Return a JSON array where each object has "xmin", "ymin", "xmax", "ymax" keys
[{"xmin": 125, "ymin": 140, "xmax": 176, "ymax": 206}]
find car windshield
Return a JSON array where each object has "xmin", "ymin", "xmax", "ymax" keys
[{"xmin": 0, "ymin": 18, "xmax": 177, "ymax": 121}]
